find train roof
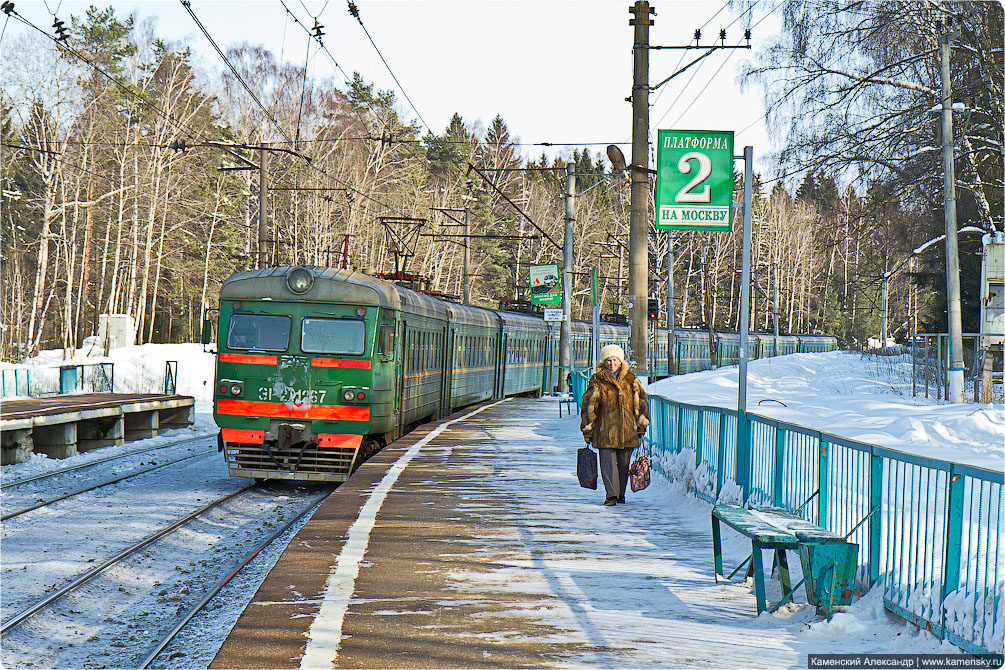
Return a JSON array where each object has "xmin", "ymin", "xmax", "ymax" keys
[{"xmin": 220, "ymin": 266, "xmax": 404, "ymax": 309}]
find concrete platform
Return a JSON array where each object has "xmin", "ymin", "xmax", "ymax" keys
[
  {"xmin": 212, "ymin": 398, "xmax": 807, "ymax": 669},
  {"xmin": 0, "ymin": 393, "xmax": 195, "ymax": 464}
]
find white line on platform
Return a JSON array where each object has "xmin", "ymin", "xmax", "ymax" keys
[{"xmin": 298, "ymin": 400, "xmax": 509, "ymax": 669}]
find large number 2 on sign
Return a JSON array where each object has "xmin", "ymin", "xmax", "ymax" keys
[{"xmin": 675, "ymin": 151, "xmax": 712, "ymax": 203}]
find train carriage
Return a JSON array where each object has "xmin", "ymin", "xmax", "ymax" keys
[
  {"xmin": 396, "ymin": 288, "xmax": 450, "ymax": 429},
  {"xmin": 497, "ymin": 311, "xmax": 548, "ymax": 397},
  {"xmin": 210, "ymin": 265, "xmax": 838, "ymax": 483},
  {"xmin": 446, "ymin": 303, "xmax": 498, "ymax": 410}
]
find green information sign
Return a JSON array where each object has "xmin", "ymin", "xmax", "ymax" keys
[
  {"xmin": 529, "ymin": 263, "xmax": 561, "ymax": 306},
  {"xmin": 655, "ymin": 129, "xmax": 734, "ymax": 231}
]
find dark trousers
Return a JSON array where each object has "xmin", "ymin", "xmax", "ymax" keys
[{"xmin": 598, "ymin": 447, "xmax": 635, "ymax": 500}]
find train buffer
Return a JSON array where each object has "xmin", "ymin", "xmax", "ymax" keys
[
  {"xmin": 213, "ymin": 398, "xmax": 823, "ymax": 669},
  {"xmin": 711, "ymin": 504, "xmax": 858, "ymax": 617}
]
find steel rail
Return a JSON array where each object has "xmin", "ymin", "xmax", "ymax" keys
[
  {"xmin": 0, "ymin": 484, "xmax": 256, "ymax": 633},
  {"xmin": 1, "ymin": 449, "xmax": 216, "ymax": 521},
  {"xmin": 0, "ymin": 434, "xmax": 215, "ymax": 490},
  {"xmin": 138, "ymin": 488, "xmax": 332, "ymax": 668}
]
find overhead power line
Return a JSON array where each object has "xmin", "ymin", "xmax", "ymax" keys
[
  {"xmin": 181, "ymin": 0, "xmax": 296, "ymax": 146},
  {"xmin": 347, "ymin": 0, "xmax": 431, "ymax": 133}
]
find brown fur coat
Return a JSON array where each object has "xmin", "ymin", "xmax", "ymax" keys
[{"xmin": 579, "ymin": 362, "xmax": 650, "ymax": 450}]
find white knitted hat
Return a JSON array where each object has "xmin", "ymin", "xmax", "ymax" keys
[{"xmin": 599, "ymin": 344, "xmax": 625, "ymax": 363}]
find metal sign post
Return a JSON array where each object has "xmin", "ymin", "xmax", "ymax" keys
[
  {"xmin": 736, "ymin": 145, "xmax": 753, "ymax": 501},
  {"xmin": 544, "ymin": 308, "xmax": 566, "ymax": 392}
]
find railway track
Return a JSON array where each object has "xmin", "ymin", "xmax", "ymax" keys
[
  {"xmin": 0, "ymin": 433, "xmax": 216, "ymax": 490},
  {"xmin": 1, "ymin": 479, "xmax": 331, "ymax": 668},
  {"xmin": 1, "ymin": 443, "xmax": 218, "ymax": 521}
]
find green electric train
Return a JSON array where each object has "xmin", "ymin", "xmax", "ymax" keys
[{"xmin": 209, "ymin": 266, "xmax": 836, "ymax": 482}]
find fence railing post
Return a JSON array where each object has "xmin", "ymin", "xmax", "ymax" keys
[
  {"xmin": 736, "ymin": 410, "xmax": 750, "ymax": 504},
  {"xmin": 869, "ymin": 453, "xmax": 884, "ymax": 585},
  {"xmin": 165, "ymin": 361, "xmax": 178, "ymax": 394},
  {"xmin": 716, "ymin": 412, "xmax": 727, "ymax": 497},
  {"xmin": 773, "ymin": 424, "xmax": 785, "ymax": 507},
  {"xmin": 940, "ymin": 467, "xmax": 965, "ymax": 635},
  {"xmin": 695, "ymin": 408, "xmax": 704, "ymax": 472},
  {"xmin": 676, "ymin": 405, "xmax": 683, "ymax": 453},
  {"xmin": 818, "ymin": 439, "xmax": 829, "ymax": 527}
]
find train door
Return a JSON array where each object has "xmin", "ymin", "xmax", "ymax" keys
[
  {"xmin": 497, "ymin": 333, "xmax": 508, "ymax": 398},
  {"xmin": 442, "ymin": 327, "xmax": 454, "ymax": 414},
  {"xmin": 396, "ymin": 321, "xmax": 407, "ymax": 437}
]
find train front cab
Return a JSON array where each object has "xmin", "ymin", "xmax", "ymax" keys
[{"xmin": 213, "ymin": 267, "xmax": 393, "ymax": 483}]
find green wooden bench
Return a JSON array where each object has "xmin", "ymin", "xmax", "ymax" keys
[{"xmin": 711, "ymin": 504, "xmax": 858, "ymax": 616}]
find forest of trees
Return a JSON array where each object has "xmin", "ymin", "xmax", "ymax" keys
[{"xmin": 1, "ymin": 1, "xmax": 1001, "ymax": 362}]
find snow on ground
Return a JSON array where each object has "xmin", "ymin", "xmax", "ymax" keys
[
  {"xmin": 2, "ymin": 344, "xmax": 1001, "ymax": 665},
  {"xmin": 649, "ymin": 350, "xmax": 1004, "ymax": 472}
]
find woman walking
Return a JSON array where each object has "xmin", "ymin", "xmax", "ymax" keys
[{"xmin": 580, "ymin": 344, "xmax": 650, "ymax": 506}]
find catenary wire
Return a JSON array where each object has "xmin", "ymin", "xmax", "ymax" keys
[
  {"xmin": 347, "ymin": 1, "xmax": 431, "ymax": 133},
  {"xmin": 180, "ymin": 0, "xmax": 295, "ymax": 146}
]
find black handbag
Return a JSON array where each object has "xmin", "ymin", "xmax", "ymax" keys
[{"xmin": 577, "ymin": 446, "xmax": 598, "ymax": 489}]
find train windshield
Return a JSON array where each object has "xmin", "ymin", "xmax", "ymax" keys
[
  {"xmin": 301, "ymin": 318, "xmax": 366, "ymax": 355},
  {"xmin": 226, "ymin": 313, "xmax": 291, "ymax": 351}
]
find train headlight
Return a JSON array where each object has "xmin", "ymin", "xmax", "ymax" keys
[
  {"xmin": 229, "ymin": 382, "xmax": 243, "ymax": 396},
  {"xmin": 343, "ymin": 389, "xmax": 355, "ymax": 402},
  {"xmin": 286, "ymin": 267, "xmax": 314, "ymax": 294}
]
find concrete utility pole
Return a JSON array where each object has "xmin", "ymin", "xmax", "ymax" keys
[
  {"xmin": 881, "ymin": 271, "xmax": 889, "ymax": 346},
  {"xmin": 259, "ymin": 148, "xmax": 269, "ymax": 267},
  {"xmin": 560, "ymin": 162, "xmax": 576, "ymax": 390},
  {"xmin": 939, "ymin": 21, "xmax": 965, "ymax": 403},
  {"xmin": 463, "ymin": 206, "xmax": 471, "ymax": 304},
  {"xmin": 772, "ymin": 263, "xmax": 779, "ymax": 356},
  {"xmin": 629, "ymin": 0, "xmax": 654, "ymax": 378}
]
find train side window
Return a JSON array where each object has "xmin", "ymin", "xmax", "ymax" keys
[{"xmin": 377, "ymin": 320, "xmax": 394, "ymax": 357}]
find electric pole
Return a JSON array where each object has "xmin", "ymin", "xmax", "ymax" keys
[
  {"xmin": 939, "ymin": 19, "xmax": 964, "ymax": 403},
  {"xmin": 463, "ymin": 206, "xmax": 471, "ymax": 303},
  {"xmin": 259, "ymin": 148, "xmax": 269, "ymax": 267},
  {"xmin": 629, "ymin": 0, "xmax": 654, "ymax": 378},
  {"xmin": 561, "ymin": 162, "xmax": 575, "ymax": 391}
]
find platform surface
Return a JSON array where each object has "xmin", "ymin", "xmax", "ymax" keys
[
  {"xmin": 212, "ymin": 397, "xmax": 804, "ymax": 669},
  {"xmin": 0, "ymin": 393, "xmax": 194, "ymax": 420}
]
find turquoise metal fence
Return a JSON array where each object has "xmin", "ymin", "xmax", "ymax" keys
[
  {"xmin": 0, "ymin": 363, "xmax": 114, "ymax": 398},
  {"xmin": 1, "ymin": 368, "xmax": 31, "ymax": 398},
  {"xmin": 644, "ymin": 393, "xmax": 1004, "ymax": 656}
]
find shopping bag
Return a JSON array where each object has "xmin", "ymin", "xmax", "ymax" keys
[
  {"xmin": 577, "ymin": 446, "xmax": 598, "ymax": 489},
  {"xmin": 629, "ymin": 453, "xmax": 650, "ymax": 492}
]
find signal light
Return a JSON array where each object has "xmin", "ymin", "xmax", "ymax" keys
[
  {"xmin": 647, "ymin": 299, "xmax": 659, "ymax": 320},
  {"xmin": 356, "ymin": 391, "xmax": 365, "ymax": 400},
  {"xmin": 218, "ymin": 384, "xmax": 228, "ymax": 394}
]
